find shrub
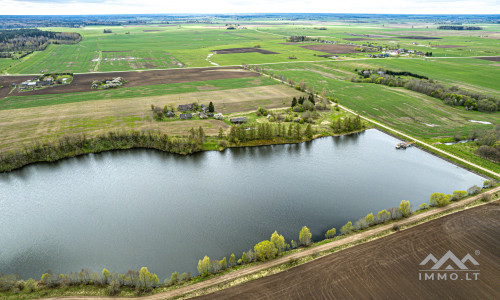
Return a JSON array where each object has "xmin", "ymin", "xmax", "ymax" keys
[
  {"xmin": 325, "ymin": 227, "xmax": 336, "ymax": 239},
  {"xmin": 108, "ymin": 280, "xmax": 121, "ymax": 296},
  {"xmin": 419, "ymin": 203, "xmax": 428, "ymax": 210},
  {"xmin": 430, "ymin": 193, "xmax": 451, "ymax": 207},
  {"xmin": 299, "ymin": 226, "xmax": 312, "ymax": 247},
  {"xmin": 398, "ymin": 200, "xmax": 411, "ymax": 217},
  {"xmin": 254, "ymin": 240, "xmax": 278, "ymax": 261},
  {"xmin": 392, "ymin": 224, "xmax": 400, "ymax": 231},
  {"xmin": 467, "ymin": 185, "xmax": 481, "ymax": 195},
  {"xmin": 481, "ymin": 194, "xmax": 492, "ymax": 202},
  {"xmin": 451, "ymin": 190, "xmax": 467, "ymax": 201},
  {"xmin": 340, "ymin": 221, "xmax": 354, "ymax": 235}
]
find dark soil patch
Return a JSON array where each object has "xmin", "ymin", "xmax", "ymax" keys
[
  {"xmin": 344, "ymin": 38, "xmax": 372, "ymax": 41},
  {"xmin": 398, "ymin": 36, "xmax": 442, "ymax": 40},
  {"xmin": 300, "ymin": 44, "xmax": 358, "ymax": 54},
  {"xmin": 211, "ymin": 48, "xmax": 279, "ymax": 54},
  {"xmin": 475, "ymin": 56, "xmax": 500, "ymax": 62},
  {"xmin": 433, "ymin": 45, "xmax": 463, "ymax": 48},
  {"xmin": 196, "ymin": 202, "xmax": 500, "ymax": 300},
  {"xmin": 0, "ymin": 67, "xmax": 259, "ymax": 99}
]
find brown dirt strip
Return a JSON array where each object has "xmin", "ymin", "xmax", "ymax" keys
[
  {"xmin": 475, "ymin": 56, "xmax": 500, "ymax": 62},
  {"xmin": 39, "ymin": 187, "xmax": 500, "ymax": 300},
  {"xmin": 299, "ymin": 44, "xmax": 358, "ymax": 54},
  {"xmin": 0, "ymin": 67, "xmax": 259, "ymax": 99},
  {"xmin": 211, "ymin": 48, "xmax": 279, "ymax": 54},
  {"xmin": 198, "ymin": 199, "xmax": 500, "ymax": 300},
  {"xmin": 433, "ymin": 45, "xmax": 463, "ymax": 48}
]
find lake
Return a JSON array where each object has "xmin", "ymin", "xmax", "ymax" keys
[{"xmin": 0, "ymin": 129, "xmax": 485, "ymax": 280}]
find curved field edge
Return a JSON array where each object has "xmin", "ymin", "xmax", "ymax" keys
[{"xmin": 3, "ymin": 186, "xmax": 498, "ymax": 299}]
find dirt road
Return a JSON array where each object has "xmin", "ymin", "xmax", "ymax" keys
[{"xmin": 197, "ymin": 201, "xmax": 500, "ymax": 300}]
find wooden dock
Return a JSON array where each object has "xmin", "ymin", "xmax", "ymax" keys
[{"xmin": 396, "ymin": 141, "xmax": 415, "ymax": 149}]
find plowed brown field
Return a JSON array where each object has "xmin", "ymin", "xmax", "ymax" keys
[
  {"xmin": 196, "ymin": 202, "xmax": 500, "ymax": 300},
  {"xmin": 0, "ymin": 67, "xmax": 258, "ymax": 99}
]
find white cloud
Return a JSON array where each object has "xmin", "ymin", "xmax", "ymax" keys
[{"xmin": 1, "ymin": 0, "xmax": 499, "ymax": 15}]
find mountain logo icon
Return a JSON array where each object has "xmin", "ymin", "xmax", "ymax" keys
[{"xmin": 420, "ymin": 250, "xmax": 479, "ymax": 270}]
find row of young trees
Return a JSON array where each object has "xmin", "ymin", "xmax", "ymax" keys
[
  {"xmin": 0, "ymin": 267, "xmax": 160, "ymax": 296},
  {"xmin": 197, "ymin": 227, "xmax": 312, "ymax": 278},
  {"xmin": 352, "ymin": 72, "xmax": 499, "ymax": 112},
  {"xmin": 337, "ymin": 184, "xmax": 491, "ymax": 235},
  {"xmin": 225, "ymin": 122, "xmax": 314, "ymax": 143},
  {"xmin": 0, "ymin": 129, "xmax": 205, "ymax": 172}
]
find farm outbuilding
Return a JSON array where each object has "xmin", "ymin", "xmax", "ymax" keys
[
  {"xmin": 178, "ymin": 104, "xmax": 194, "ymax": 111},
  {"xmin": 230, "ymin": 117, "xmax": 247, "ymax": 124}
]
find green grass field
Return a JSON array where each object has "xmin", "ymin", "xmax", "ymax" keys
[
  {"xmin": 0, "ymin": 76, "xmax": 277, "ymax": 110},
  {"xmin": 259, "ymin": 61, "xmax": 499, "ymax": 139}
]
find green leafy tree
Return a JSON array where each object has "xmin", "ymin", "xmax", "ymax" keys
[
  {"xmin": 254, "ymin": 240, "xmax": 278, "ymax": 261},
  {"xmin": 430, "ymin": 193, "xmax": 450, "ymax": 207},
  {"xmin": 138, "ymin": 267, "xmax": 159, "ymax": 290},
  {"xmin": 290, "ymin": 240, "xmax": 297, "ymax": 249},
  {"xmin": 220, "ymin": 257, "xmax": 228, "ymax": 270},
  {"xmin": 270, "ymin": 231, "xmax": 286, "ymax": 254},
  {"xmin": 398, "ymin": 200, "xmax": 411, "ymax": 217},
  {"xmin": 377, "ymin": 209, "xmax": 391, "ymax": 223},
  {"xmin": 452, "ymin": 190, "xmax": 467, "ymax": 201},
  {"xmin": 305, "ymin": 124, "xmax": 313, "ymax": 138},
  {"xmin": 198, "ymin": 126, "xmax": 205, "ymax": 143},
  {"xmin": 299, "ymin": 226, "xmax": 312, "ymax": 246},
  {"xmin": 419, "ymin": 203, "xmax": 428, "ymax": 210},
  {"xmin": 325, "ymin": 228, "xmax": 336, "ymax": 239},
  {"xmin": 229, "ymin": 253, "xmax": 236, "ymax": 267},
  {"xmin": 242, "ymin": 252, "xmax": 247, "ymax": 264},
  {"xmin": 197, "ymin": 256, "xmax": 211, "ymax": 277},
  {"xmin": 170, "ymin": 271, "xmax": 178, "ymax": 285},
  {"xmin": 365, "ymin": 213, "xmax": 374, "ymax": 226},
  {"xmin": 294, "ymin": 124, "xmax": 301, "ymax": 139},
  {"xmin": 340, "ymin": 221, "xmax": 354, "ymax": 235},
  {"xmin": 218, "ymin": 127, "xmax": 225, "ymax": 139},
  {"xmin": 287, "ymin": 124, "xmax": 293, "ymax": 137}
]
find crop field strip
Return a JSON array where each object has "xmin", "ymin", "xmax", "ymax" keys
[
  {"xmin": 0, "ymin": 84, "xmax": 305, "ymax": 151},
  {"xmin": 0, "ymin": 67, "xmax": 264, "ymax": 104},
  {"xmin": 196, "ymin": 202, "xmax": 500, "ymax": 300}
]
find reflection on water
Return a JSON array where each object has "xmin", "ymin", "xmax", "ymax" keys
[{"xmin": 0, "ymin": 129, "xmax": 485, "ymax": 280}]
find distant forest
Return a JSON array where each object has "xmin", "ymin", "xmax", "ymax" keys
[
  {"xmin": 0, "ymin": 29, "xmax": 81, "ymax": 57},
  {"xmin": 437, "ymin": 25, "xmax": 483, "ymax": 30}
]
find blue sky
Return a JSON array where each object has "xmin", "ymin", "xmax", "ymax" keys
[{"xmin": 2, "ymin": 0, "xmax": 499, "ymax": 15}]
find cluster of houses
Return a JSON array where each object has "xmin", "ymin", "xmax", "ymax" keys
[
  {"xmin": 170, "ymin": 103, "xmax": 247, "ymax": 124},
  {"xmin": 17, "ymin": 76, "xmax": 55, "ymax": 90},
  {"xmin": 92, "ymin": 77, "xmax": 124, "ymax": 89}
]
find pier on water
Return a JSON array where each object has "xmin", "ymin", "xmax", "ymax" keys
[{"xmin": 396, "ymin": 141, "xmax": 415, "ymax": 149}]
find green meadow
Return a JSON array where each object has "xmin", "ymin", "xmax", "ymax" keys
[{"xmin": 259, "ymin": 61, "xmax": 499, "ymax": 139}]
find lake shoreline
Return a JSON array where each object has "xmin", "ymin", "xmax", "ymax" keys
[{"xmin": 0, "ymin": 129, "xmax": 367, "ymax": 173}]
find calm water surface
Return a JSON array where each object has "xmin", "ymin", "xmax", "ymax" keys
[{"xmin": 0, "ymin": 129, "xmax": 485, "ymax": 280}]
